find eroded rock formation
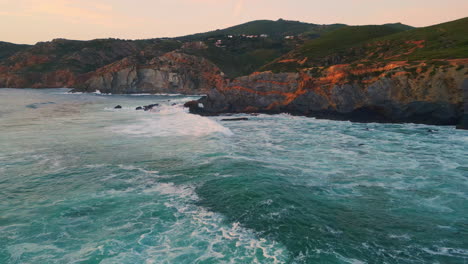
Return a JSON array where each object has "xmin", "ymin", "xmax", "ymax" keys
[
  {"xmin": 189, "ymin": 60, "xmax": 468, "ymax": 125},
  {"xmin": 76, "ymin": 52, "xmax": 226, "ymax": 94}
]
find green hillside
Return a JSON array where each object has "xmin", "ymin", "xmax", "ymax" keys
[
  {"xmin": 297, "ymin": 25, "xmax": 404, "ymax": 60},
  {"xmin": 378, "ymin": 16, "xmax": 468, "ymax": 60},
  {"xmin": 262, "ymin": 25, "xmax": 407, "ymax": 71},
  {"xmin": 262, "ymin": 17, "xmax": 468, "ymax": 72},
  {"xmin": 183, "ymin": 36, "xmax": 301, "ymax": 77}
]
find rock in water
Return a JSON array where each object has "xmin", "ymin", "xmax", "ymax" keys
[
  {"xmin": 143, "ymin": 104, "xmax": 159, "ymax": 111},
  {"xmin": 221, "ymin": 118, "xmax": 249, "ymax": 121},
  {"xmin": 136, "ymin": 106, "xmax": 143, "ymax": 110},
  {"xmin": 114, "ymin": 105, "xmax": 122, "ymax": 109}
]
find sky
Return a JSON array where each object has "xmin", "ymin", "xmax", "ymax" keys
[{"xmin": 1, "ymin": 0, "xmax": 467, "ymax": 44}]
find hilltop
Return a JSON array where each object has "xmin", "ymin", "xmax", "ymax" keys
[{"xmin": 177, "ymin": 19, "xmax": 346, "ymax": 41}]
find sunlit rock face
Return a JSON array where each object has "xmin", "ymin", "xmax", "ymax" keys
[
  {"xmin": 192, "ymin": 61, "xmax": 468, "ymax": 126},
  {"xmin": 77, "ymin": 52, "xmax": 226, "ymax": 94}
]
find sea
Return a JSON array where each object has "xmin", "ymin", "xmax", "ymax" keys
[{"xmin": 0, "ymin": 88, "xmax": 467, "ymax": 263}]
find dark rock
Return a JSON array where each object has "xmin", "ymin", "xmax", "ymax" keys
[
  {"xmin": 457, "ymin": 115, "xmax": 468, "ymax": 130},
  {"xmin": 184, "ymin": 100, "xmax": 212, "ymax": 115},
  {"xmin": 221, "ymin": 118, "xmax": 249, "ymax": 121},
  {"xmin": 143, "ymin": 104, "xmax": 159, "ymax": 111},
  {"xmin": 136, "ymin": 106, "xmax": 143, "ymax": 110},
  {"xmin": 171, "ymin": 103, "xmax": 177, "ymax": 106},
  {"xmin": 457, "ymin": 79, "xmax": 468, "ymax": 130},
  {"xmin": 114, "ymin": 105, "xmax": 122, "ymax": 109}
]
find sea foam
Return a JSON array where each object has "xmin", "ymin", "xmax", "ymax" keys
[{"xmin": 110, "ymin": 105, "xmax": 233, "ymax": 137}]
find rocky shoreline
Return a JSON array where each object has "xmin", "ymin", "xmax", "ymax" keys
[{"xmin": 184, "ymin": 65, "xmax": 468, "ymax": 129}]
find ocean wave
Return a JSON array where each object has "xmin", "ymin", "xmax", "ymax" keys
[{"xmin": 109, "ymin": 105, "xmax": 232, "ymax": 137}]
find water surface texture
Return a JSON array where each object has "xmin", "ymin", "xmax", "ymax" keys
[{"xmin": 0, "ymin": 89, "xmax": 467, "ymax": 263}]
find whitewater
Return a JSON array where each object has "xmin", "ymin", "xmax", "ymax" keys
[{"xmin": 0, "ymin": 88, "xmax": 467, "ymax": 263}]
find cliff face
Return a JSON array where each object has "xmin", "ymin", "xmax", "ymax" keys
[
  {"xmin": 0, "ymin": 38, "xmax": 181, "ymax": 88},
  {"xmin": 190, "ymin": 60, "xmax": 468, "ymax": 125},
  {"xmin": 76, "ymin": 52, "xmax": 226, "ymax": 94},
  {"xmin": 457, "ymin": 79, "xmax": 468, "ymax": 129}
]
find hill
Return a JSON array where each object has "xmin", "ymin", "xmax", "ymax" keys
[
  {"xmin": 262, "ymin": 17, "xmax": 468, "ymax": 72},
  {"xmin": 0, "ymin": 38, "xmax": 181, "ymax": 74},
  {"xmin": 177, "ymin": 19, "xmax": 346, "ymax": 41}
]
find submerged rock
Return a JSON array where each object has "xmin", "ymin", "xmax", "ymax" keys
[
  {"xmin": 136, "ymin": 106, "xmax": 143, "ymax": 110},
  {"xmin": 114, "ymin": 105, "xmax": 122, "ymax": 109},
  {"xmin": 221, "ymin": 118, "xmax": 249, "ymax": 121}
]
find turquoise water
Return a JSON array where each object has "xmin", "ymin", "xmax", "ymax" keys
[{"xmin": 0, "ymin": 88, "xmax": 467, "ymax": 264}]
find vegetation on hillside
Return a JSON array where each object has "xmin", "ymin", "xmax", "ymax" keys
[
  {"xmin": 0, "ymin": 41, "xmax": 30, "ymax": 60},
  {"xmin": 183, "ymin": 36, "xmax": 302, "ymax": 77},
  {"xmin": 262, "ymin": 17, "xmax": 468, "ymax": 72},
  {"xmin": 378, "ymin": 17, "xmax": 468, "ymax": 60}
]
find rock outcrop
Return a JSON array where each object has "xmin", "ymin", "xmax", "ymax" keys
[
  {"xmin": 73, "ymin": 52, "xmax": 226, "ymax": 94},
  {"xmin": 189, "ymin": 60, "xmax": 468, "ymax": 126},
  {"xmin": 457, "ymin": 79, "xmax": 468, "ymax": 129}
]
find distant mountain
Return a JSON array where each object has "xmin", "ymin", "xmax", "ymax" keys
[{"xmin": 177, "ymin": 19, "xmax": 347, "ymax": 41}]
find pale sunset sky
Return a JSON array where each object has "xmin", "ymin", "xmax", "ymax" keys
[{"xmin": 1, "ymin": 0, "xmax": 467, "ymax": 44}]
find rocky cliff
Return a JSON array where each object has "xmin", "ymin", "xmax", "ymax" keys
[
  {"xmin": 75, "ymin": 52, "xmax": 226, "ymax": 94},
  {"xmin": 187, "ymin": 60, "xmax": 468, "ymax": 125},
  {"xmin": 457, "ymin": 79, "xmax": 468, "ymax": 129},
  {"xmin": 0, "ymin": 38, "xmax": 181, "ymax": 88}
]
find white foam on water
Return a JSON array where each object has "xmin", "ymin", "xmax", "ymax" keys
[
  {"xmin": 110, "ymin": 105, "xmax": 233, "ymax": 137},
  {"xmin": 146, "ymin": 182, "xmax": 287, "ymax": 264},
  {"xmin": 422, "ymin": 247, "xmax": 468, "ymax": 257},
  {"xmin": 118, "ymin": 164, "xmax": 159, "ymax": 174},
  {"xmin": 7, "ymin": 243, "xmax": 65, "ymax": 262},
  {"xmin": 78, "ymin": 179, "xmax": 288, "ymax": 263},
  {"xmin": 93, "ymin": 90, "xmax": 112, "ymax": 95}
]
